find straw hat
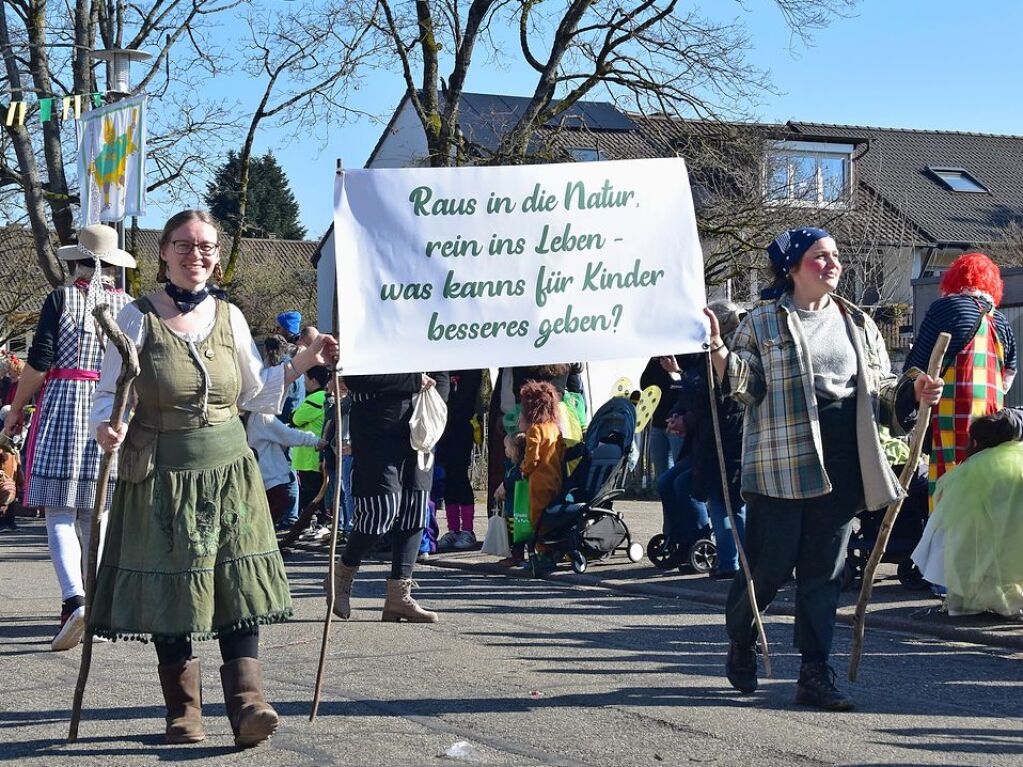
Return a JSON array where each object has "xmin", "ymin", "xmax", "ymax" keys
[{"xmin": 57, "ymin": 224, "xmax": 136, "ymax": 269}]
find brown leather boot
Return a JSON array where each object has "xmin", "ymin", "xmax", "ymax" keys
[
  {"xmin": 219, "ymin": 658, "xmax": 279, "ymax": 748},
  {"xmin": 157, "ymin": 657, "xmax": 206, "ymax": 744},
  {"xmin": 381, "ymin": 578, "xmax": 439, "ymax": 623},
  {"xmin": 322, "ymin": 562, "xmax": 358, "ymax": 619}
]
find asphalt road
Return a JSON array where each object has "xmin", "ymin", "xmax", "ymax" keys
[{"xmin": 1, "ymin": 517, "xmax": 1021, "ymax": 767}]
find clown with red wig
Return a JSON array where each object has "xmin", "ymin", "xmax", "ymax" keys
[{"xmin": 904, "ymin": 253, "xmax": 1017, "ymax": 508}]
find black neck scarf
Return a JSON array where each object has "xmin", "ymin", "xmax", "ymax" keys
[{"xmin": 165, "ymin": 282, "xmax": 228, "ymax": 314}]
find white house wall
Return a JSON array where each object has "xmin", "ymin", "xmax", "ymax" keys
[
  {"xmin": 367, "ymin": 100, "xmax": 430, "ymax": 169},
  {"xmin": 316, "ymin": 228, "xmax": 336, "ymax": 334}
]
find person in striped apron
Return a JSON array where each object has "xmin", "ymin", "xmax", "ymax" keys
[
  {"xmin": 326, "ymin": 370, "xmax": 450, "ymax": 622},
  {"xmin": 902, "ymin": 253, "xmax": 1017, "ymax": 511},
  {"xmin": 2, "ymin": 225, "xmax": 134, "ymax": 652}
]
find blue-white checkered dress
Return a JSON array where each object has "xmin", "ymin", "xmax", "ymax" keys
[{"xmin": 25, "ymin": 285, "xmax": 131, "ymax": 510}]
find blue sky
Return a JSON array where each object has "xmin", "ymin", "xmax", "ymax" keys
[{"xmin": 144, "ymin": 0, "xmax": 1023, "ymax": 240}]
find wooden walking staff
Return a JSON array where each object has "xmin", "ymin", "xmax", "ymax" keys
[
  {"xmin": 847, "ymin": 332, "xmax": 950, "ymax": 682},
  {"xmin": 704, "ymin": 352, "xmax": 772, "ymax": 678},
  {"xmin": 311, "ymin": 158, "xmax": 345, "ymax": 721},
  {"xmin": 310, "ymin": 367, "xmax": 345, "ymax": 721},
  {"xmin": 68, "ymin": 304, "xmax": 141, "ymax": 742}
]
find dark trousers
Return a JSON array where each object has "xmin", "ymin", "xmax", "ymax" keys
[
  {"xmin": 725, "ymin": 396, "xmax": 862, "ymax": 658},
  {"xmin": 266, "ymin": 483, "xmax": 292, "ymax": 525},
  {"xmin": 298, "ymin": 469, "xmax": 325, "ymax": 522}
]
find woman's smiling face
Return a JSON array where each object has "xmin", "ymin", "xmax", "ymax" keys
[
  {"xmin": 791, "ymin": 236, "xmax": 842, "ymax": 296},
  {"xmin": 160, "ymin": 219, "xmax": 221, "ymax": 290}
]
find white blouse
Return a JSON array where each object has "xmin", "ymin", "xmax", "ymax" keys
[{"xmin": 89, "ymin": 298, "xmax": 287, "ymax": 433}]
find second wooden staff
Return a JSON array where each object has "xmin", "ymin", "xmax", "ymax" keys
[{"xmin": 847, "ymin": 331, "xmax": 950, "ymax": 681}]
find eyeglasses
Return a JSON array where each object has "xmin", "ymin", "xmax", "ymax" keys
[{"xmin": 171, "ymin": 240, "xmax": 219, "ymax": 256}]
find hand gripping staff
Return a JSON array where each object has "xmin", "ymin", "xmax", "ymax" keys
[
  {"xmin": 68, "ymin": 304, "xmax": 141, "ymax": 742},
  {"xmin": 704, "ymin": 352, "xmax": 772, "ymax": 678},
  {"xmin": 847, "ymin": 332, "xmax": 950, "ymax": 682}
]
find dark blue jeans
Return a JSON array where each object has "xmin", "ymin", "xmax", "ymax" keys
[
  {"xmin": 707, "ymin": 484, "xmax": 746, "ymax": 574},
  {"xmin": 657, "ymin": 456, "xmax": 709, "ymax": 548},
  {"xmin": 280, "ymin": 472, "xmax": 300, "ymax": 528}
]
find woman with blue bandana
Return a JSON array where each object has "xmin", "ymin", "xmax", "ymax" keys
[{"xmin": 705, "ymin": 227, "xmax": 943, "ymax": 710}]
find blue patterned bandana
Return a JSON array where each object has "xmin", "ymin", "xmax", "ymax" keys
[
  {"xmin": 165, "ymin": 282, "xmax": 228, "ymax": 313},
  {"xmin": 761, "ymin": 227, "xmax": 831, "ymax": 299}
]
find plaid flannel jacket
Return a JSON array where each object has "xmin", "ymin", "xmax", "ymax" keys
[{"xmin": 725, "ymin": 293, "xmax": 906, "ymax": 508}]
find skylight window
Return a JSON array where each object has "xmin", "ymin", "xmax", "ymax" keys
[{"xmin": 927, "ymin": 167, "xmax": 989, "ymax": 194}]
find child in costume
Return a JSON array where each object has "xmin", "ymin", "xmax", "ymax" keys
[{"xmin": 519, "ymin": 381, "xmax": 565, "ymax": 573}]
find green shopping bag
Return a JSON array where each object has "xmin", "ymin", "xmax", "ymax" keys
[{"xmin": 512, "ymin": 478, "xmax": 533, "ymax": 544}]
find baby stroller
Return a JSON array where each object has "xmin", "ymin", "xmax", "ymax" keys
[
  {"xmin": 528, "ymin": 396, "xmax": 645, "ymax": 576},
  {"xmin": 842, "ymin": 462, "xmax": 930, "ymax": 591}
]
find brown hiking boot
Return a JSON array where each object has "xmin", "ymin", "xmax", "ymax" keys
[
  {"xmin": 219, "ymin": 658, "xmax": 279, "ymax": 748},
  {"xmin": 381, "ymin": 578, "xmax": 438, "ymax": 623},
  {"xmin": 157, "ymin": 657, "xmax": 206, "ymax": 744},
  {"xmin": 322, "ymin": 562, "xmax": 358, "ymax": 619}
]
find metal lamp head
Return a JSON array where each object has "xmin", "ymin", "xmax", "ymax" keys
[{"xmin": 89, "ymin": 48, "xmax": 152, "ymax": 96}]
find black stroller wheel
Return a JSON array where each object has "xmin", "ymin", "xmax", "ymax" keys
[
  {"xmin": 688, "ymin": 539, "xmax": 717, "ymax": 574},
  {"xmin": 897, "ymin": 559, "xmax": 929, "ymax": 590},
  {"xmin": 647, "ymin": 534, "xmax": 680, "ymax": 570},
  {"xmin": 570, "ymin": 550, "xmax": 587, "ymax": 574}
]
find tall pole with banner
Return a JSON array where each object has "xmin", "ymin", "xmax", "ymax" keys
[{"xmin": 84, "ymin": 48, "xmax": 151, "ymax": 289}]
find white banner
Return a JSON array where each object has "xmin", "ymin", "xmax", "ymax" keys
[
  {"xmin": 77, "ymin": 95, "xmax": 147, "ymax": 225},
  {"xmin": 334, "ymin": 158, "xmax": 708, "ymax": 375}
]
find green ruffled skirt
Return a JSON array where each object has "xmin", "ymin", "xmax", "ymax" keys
[{"xmin": 90, "ymin": 417, "xmax": 292, "ymax": 642}]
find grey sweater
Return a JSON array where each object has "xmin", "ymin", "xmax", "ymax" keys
[{"xmin": 796, "ymin": 300, "xmax": 857, "ymax": 399}]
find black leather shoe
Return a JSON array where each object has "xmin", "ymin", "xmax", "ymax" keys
[
  {"xmin": 725, "ymin": 641, "xmax": 758, "ymax": 694},
  {"xmin": 795, "ymin": 661, "xmax": 855, "ymax": 711}
]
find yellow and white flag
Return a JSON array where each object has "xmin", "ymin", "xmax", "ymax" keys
[{"xmin": 77, "ymin": 95, "xmax": 146, "ymax": 225}]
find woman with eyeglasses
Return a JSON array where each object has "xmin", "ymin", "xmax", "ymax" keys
[{"xmin": 89, "ymin": 209, "xmax": 338, "ymax": 748}]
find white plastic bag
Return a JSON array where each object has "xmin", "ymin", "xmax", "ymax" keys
[
  {"xmin": 481, "ymin": 511, "xmax": 511, "ymax": 558},
  {"xmin": 409, "ymin": 386, "xmax": 447, "ymax": 471}
]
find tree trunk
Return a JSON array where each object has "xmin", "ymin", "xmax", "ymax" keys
[
  {"xmin": 24, "ymin": 1, "xmax": 76, "ymax": 245},
  {"xmin": 0, "ymin": 3, "xmax": 64, "ymax": 286},
  {"xmin": 224, "ymin": 123, "xmax": 260, "ymax": 284}
]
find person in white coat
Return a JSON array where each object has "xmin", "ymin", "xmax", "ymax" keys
[{"xmin": 245, "ymin": 411, "xmax": 324, "ymax": 526}]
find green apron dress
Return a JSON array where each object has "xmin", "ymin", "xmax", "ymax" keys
[{"xmin": 90, "ymin": 296, "xmax": 292, "ymax": 642}]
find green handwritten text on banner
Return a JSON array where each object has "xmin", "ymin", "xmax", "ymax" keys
[{"xmin": 333, "ymin": 158, "xmax": 707, "ymax": 375}]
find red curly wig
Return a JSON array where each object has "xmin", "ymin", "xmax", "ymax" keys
[
  {"xmin": 939, "ymin": 252, "xmax": 1004, "ymax": 306},
  {"xmin": 519, "ymin": 380, "xmax": 560, "ymax": 426}
]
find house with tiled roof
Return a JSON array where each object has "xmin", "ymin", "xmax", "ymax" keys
[
  {"xmin": 346, "ymin": 92, "xmax": 1023, "ymax": 308},
  {"xmin": 313, "ymin": 90, "xmax": 1023, "ymax": 404}
]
